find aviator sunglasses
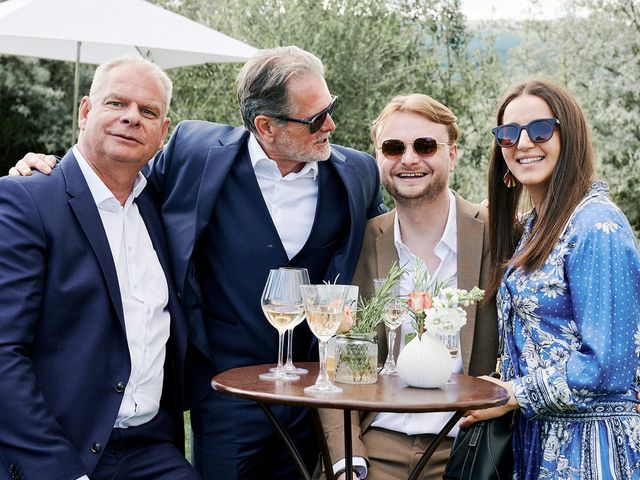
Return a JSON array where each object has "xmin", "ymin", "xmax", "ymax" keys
[
  {"xmin": 377, "ymin": 137, "xmax": 451, "ymax": 159},
  {"xmin": 272, "ymin": 96, "xmax": 338, "ymax": 134},
  {"xmin": 492, "ymin": 118, "xmax": 560, "ymax": 148}
]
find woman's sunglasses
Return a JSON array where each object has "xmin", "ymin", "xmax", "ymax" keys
[
  {"xmin": 272, "ymin": 96, "xmax": 338, "ymax": 134},
  {"xmin": 377, "ymin": 137, "xmax": 451, "ymax": 159},
  {"xmin": 491, "ymin": 118, "xmax": 560, "ymax": 148}
]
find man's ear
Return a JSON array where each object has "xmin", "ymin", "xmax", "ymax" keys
[
  {"xmin": 158, "ymin": 118, "xmax": 171, "ymax": 149},
  {"xmin": 254, "ymin": 115, "xmax": 278, "ymax": 144},
  {"xmin": 449, "ymin": 143, "xmax": 458, "ymax": 172},
  {"xmin": 78, "ymin": 96, "xmax": 92, "ymax": 131}
]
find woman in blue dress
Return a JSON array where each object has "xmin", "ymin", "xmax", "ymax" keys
[{"xmin": 460, "ymin": 78, "xmax": 640, "ymax": 479}]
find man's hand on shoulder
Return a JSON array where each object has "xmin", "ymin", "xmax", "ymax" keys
[{"xmin": 9, "ymin": 153, "xmax": 57, "ymax": 176}]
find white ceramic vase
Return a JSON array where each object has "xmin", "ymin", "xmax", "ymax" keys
[{"xmin": 396, "ymin": 333, "xmax": 453, "ymax": 388}]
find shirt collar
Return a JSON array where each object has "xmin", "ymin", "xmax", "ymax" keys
[
  {"xmin": 393, "ymin": 188, "xmax": 458, "ymax": 256},
  {"xmin": 73, "ymin": 145, "xmax": 147, "ymax": 210},
  {"xmin": 247, "ymin": 133, "xmax": 318, "ymax": 180}
]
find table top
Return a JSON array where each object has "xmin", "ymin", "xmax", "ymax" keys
[{"xmin": 211, "ymin": 363, "xmax": 509, "ymax": 413}]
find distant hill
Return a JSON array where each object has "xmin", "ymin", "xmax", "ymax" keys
[{"xmin": 466, "ymin": 21, "xmax": 523, "ymax": 65}]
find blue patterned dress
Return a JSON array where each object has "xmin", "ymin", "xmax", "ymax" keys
[{"xmin": 498, "ymin": 183, "xmax": 640, "ymax": 479}]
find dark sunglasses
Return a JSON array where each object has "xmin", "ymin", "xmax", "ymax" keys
[
  {"xmin": 377, "ymin": 137, "xmax": 451, "ymax": 159},
  {"xmin": 273, "ymin": 96, "xmax": 338, "ymax": 134},
  {"xmin": 492, "ymin": 118, "xmax": 560, "ymax": 148}
]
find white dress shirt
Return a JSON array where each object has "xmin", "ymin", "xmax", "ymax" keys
[
  {"xmin": 74, "ymin": 147, "xmax": 171, "ymax": 429},
  {"xmin": 248, "ymin": 134, "xmax": 318, "ymax": 259}
]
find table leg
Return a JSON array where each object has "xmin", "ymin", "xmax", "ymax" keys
[
  {"xmin": 257, "ymin": 401, "xmax": 311, "ymax": 480},
  {"xmin": 344, "ymin": 409, "xmax": 352, "ymax": 479},
  {"xmin": 310, "ymin": 408, "xmax": 336, "ymax": 480},
  {"xmin": 407, "ymin": 411, "xmax": 463, "ymax": 480}
]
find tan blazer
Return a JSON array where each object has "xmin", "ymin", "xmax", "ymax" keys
[{"xmin": 319, "ymin": 192, "xmax": 499, "ymax": 465}]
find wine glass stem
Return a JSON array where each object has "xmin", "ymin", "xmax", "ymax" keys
[
  {"xmin": 276, "ymin": 331, "xmax": 286, "ymax": 372},
  {"xmin": 285, "ymin": 328, "xmax": 294, "ymax": 366},
  {"xmin": 386, "ymin": 328, "xmax": 396, "ymax": 365},
  {"xmin": 317, "ymin": 339, "xmax": 329, "ymax": 385}
]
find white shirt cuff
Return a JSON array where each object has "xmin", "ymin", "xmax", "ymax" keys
[
  {"xmin": 76, "ymin": 476, "xmax": 90, "ymax": 480},
  {"xmin": 333, "ymin": 457, "xmax": 367, "ymax": 478}
]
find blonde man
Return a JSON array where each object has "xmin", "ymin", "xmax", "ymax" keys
[{"xmin": 319, "ymin": 94, "xmax": 498, "ymax": 480}]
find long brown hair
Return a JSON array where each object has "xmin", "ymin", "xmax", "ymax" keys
[{"xmin": 486, "ymin": 79, "xmax": 595, "ymax": 300}]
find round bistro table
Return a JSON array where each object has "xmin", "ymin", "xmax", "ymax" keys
[{"xmin": 211, "ymin": 363, "xmax": 509, "ymax": 480}]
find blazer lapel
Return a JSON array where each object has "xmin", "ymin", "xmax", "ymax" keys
[
  {"xmin": 326, "ymin": 148, "xmax": 365, "ymax": 282},
  {"xmin": 455, "ymin": 193, "xmax": 484, "ymax": 374},
  {"xmin": 61, "ymin": 153, "xmax": 125, "ymax": 329},
  {"xmin": 194, "ymin": 127, "xmax": 249, "ymax": 248},
  {"xmin": 137, "ymin": 192, "xmax": 187, "ymax": 370},
  {"xmin": 375, "ymin": 212, "xmax": 397, "ymax": 280},
  {"xmin": 168, "ymin": 127, "xmax": 249, "ymax": 292},
  {"xmin": 373, "ymin": 212, "xmax": 403, "ymax": 358}
]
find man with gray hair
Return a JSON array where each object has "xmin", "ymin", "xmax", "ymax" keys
[
  {"xmin": 154, "ymin": 45, "xmax": 384, "ymax": 480},
  {"xmin": 13, "ymin": 45, "xmax": 384, "ymax": 480},
  {"xmin": 0, "ymin": 56, "xmax": 199, "ymax": 479}
]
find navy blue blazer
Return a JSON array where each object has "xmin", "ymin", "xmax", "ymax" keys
[
  {"xmin": 145, "ymin": 121, "xmax": 385, "ymax": 363},
  {"xmin": 0, "ymin": 152, "xmax": 188, "ymax": 480}
]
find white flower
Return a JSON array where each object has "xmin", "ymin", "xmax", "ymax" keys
[
  {"xmin": 625, "ymin": 417, "xmax": 640, "ymax": 452},
  {"xmin": 595, "ymin": 220, "xmax": 619, "ymax": 233},
  {"xmin": 438, "ymin": 288, "xmax": 459, "ymax": 305},
  {"xmin": 424, "ymin": 306, "xmax": 467, "ymax": 336},
  {"xmin": 406, "ymin": 263, "xmax": 483, "ymax": 337},
  {"xmin": 540, "ymin": 279, "xmax": 566, "ymax": 299}
]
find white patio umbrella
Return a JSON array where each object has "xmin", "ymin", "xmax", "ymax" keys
[{"xmin": 0, "ymin": 0, "xmax": 257, "ymax": 143}]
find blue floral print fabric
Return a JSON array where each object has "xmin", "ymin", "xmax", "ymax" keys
[{"xmin": 498, "ymin": 183, "xmax": 640, "ymax": 479}]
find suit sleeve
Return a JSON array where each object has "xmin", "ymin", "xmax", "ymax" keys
[
  {"xmin": 0, "ymin": 178, "xmax": 87, "ymax": 479},
  {"xmin": 143, "ymin": 121, "xmax": 188, "ymax": 200},
  {"xmin": 364, "ymin": 154, "xmax": 386, "ymax": 220}
]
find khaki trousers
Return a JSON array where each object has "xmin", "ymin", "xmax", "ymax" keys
[
  {"xmin": 363, "ymin": 427, "xmax": 454, "ymax": 480},
  {"xmin": 316, "ymin": 427, "xmax": 454, "ymax": 480}
]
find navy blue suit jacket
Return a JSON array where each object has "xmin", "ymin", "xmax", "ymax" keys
[
  {"xmin": 0, "ymin": 152, "xmax": 188, "ymax": 480},
  {"xmin": 145, "ymin": 121, "xmax": 384, "ymax": 365}
]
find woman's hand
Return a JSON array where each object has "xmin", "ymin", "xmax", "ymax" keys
[{"xmin": 459, "ymin": 375, "xmax": 519, "ymax": 429}]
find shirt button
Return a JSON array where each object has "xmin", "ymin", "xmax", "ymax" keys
[
  {"xmin": 114, "ymin": 382, "xmax": 126, "ymax": 393},
  {"xmin": 91, "ymin": 442, "xmax": 102, "ymax": 453}
]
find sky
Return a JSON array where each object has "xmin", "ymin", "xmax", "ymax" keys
[{"xmin": 460, "ymin": 0, "xmax": 567, "ymax": 21}]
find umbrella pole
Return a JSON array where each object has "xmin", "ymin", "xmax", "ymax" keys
[{"xmin": 71, "ymin": 41, "xmax": 81, "ymax": 146}]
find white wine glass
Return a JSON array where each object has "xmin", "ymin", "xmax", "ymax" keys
[
  {"xmin": 440, "ymin": 334, "xmax": 459, "ymax": 359},
  {"xmin": 374, "ymin": 278, "xmax": 406, "ymax": 376},
  {"xmin": 439, "ymin": 333, "xmax": 459, "ymax": 384},
  {"xmin": 279, "ymin": 268, "xmax": 310, "ymax": 375},
  {"xmin": 300, "ymin": 284, "xmax": 348, "ymax": 394},
  {"xmin": 259, "ymin": 269, "xmax": 306, "ymax": 381}
]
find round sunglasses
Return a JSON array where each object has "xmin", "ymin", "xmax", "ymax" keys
[
  {"xmin": 377, "ymin": 137, "xmax": 451, "ymax": 159},
  {"xmin": 272, "ymin": 96, "xmax": 338, "ymax": 134},
  {"xmin": 492, "ymin": 118, "xmax": 560, "ymax": 148}
]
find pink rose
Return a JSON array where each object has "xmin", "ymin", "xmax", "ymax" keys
[
  {"xmin": 338, "ymin": 305, "xmax": 355, "ymax": 333},
  {"xmin": 407, "ymin": 291, "xmax": 432, "ymax": 313}
]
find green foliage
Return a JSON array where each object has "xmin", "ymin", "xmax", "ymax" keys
[
  {"xmin": 503, "ymin": 0, "xmax": 640, "ymax": 236},
  {"xmin": 0, "ymin": 57, "xmax": 90, "ymax": 172},
  {"xmin": 3, "ymin": 0, "xmax": 638, "ymax": 235},
  {"xmin": 155, "ymin": 0, "xmax": 503, "ymax": 205},
  {"xmin": 351, "ymin": 262, "xmax": 404, "ymax": 333}
]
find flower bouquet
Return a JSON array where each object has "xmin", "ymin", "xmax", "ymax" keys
[
  {"xmin": 407, "ymin": 286, "xmax": 485, "ymax": 339},
  {"xmin": 397, "ymin": 262, "xmax": 484, "ymax": 388}
]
